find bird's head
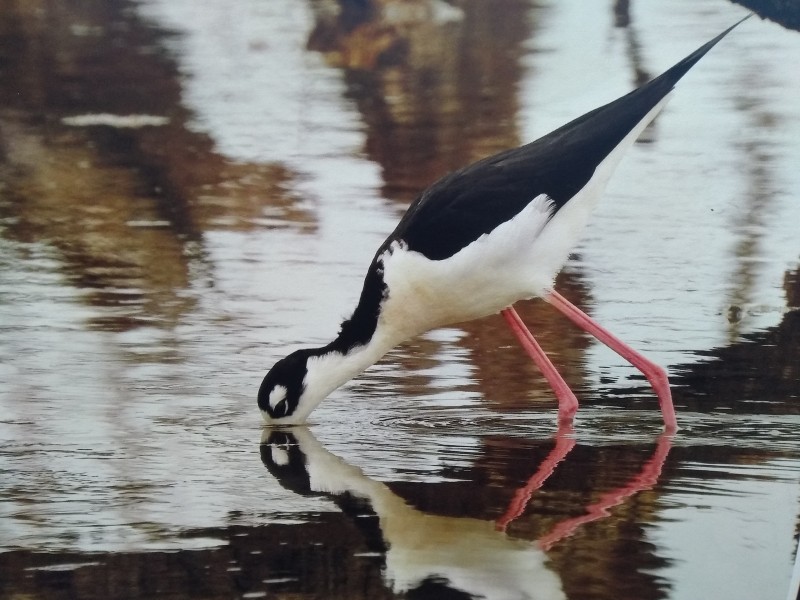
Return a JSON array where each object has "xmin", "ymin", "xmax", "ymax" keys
[
  {"xmin": 259, "ymin": 344, "xmax": 367, "ymax": 425},
  {"xmin": 258, "ymin": 349, "xmax": 315, "ymax": 425}
]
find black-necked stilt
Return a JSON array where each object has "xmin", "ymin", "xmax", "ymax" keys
[{"xmin": 259, "ymin": 18, "xmax": 749, "ymax": 430}]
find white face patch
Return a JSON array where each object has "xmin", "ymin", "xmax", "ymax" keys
[{"xmin": 268, "ymin": 385, "xmax": 288, "ymax": 410}]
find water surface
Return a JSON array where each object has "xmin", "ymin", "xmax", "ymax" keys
[{"xmin": 1, "ymin": 1, "xmax": 799, "ymax": 599}]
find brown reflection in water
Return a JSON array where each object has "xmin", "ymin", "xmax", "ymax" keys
[
  {"xmin": 614, "ymin": 0, "xmax": 651, "ymax": 89},
  {"xmin": 2, "ymin": 423, "xmax": 794, "ymax": 600},
  {"xmin": 674, "ymin": 264, "xmax": 800, "ymax": 415},
  {"xmin": 457, "ymin": 273, "xmax": 595, "ymax": 412},
  {"xmin": 0, "ymin": 1, "xmax": 313, "ymax": 332},
  {"xmin": 0, "ymin": 116, "xmax": 194, "ymax": 330},
  {"xmin": 0, "ymin": 517, "xmax": 397, "ymax": 600},
  {"xmin": 725, "ymin": 65, "xmax": 785, "ymax": 342},
  {"xmin": 308, "ymin": 0, "xmax": 533, "ymax": 201},
  {"xmin": 257, "ymin": 428, "xmax": 678, "ymax": 600},
  {"xmin": 383, "ymin": 432, "xmax": 676, "ymax": 600}
]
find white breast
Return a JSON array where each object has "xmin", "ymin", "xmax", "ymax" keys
[{"xmin": 379, "ymin": 193, "xmax": 556, "ymax": 339}]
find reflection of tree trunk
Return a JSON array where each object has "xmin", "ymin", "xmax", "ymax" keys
[
  {"xmin": 308, "ymin": 0, "xmax": 533, "ymax": 203},
  {"xmin": 786, "ymin": 265, "xmax": 800, "ymax": 309},
  {"xmin": 614, "ymin": 0, "xmax": 632, "ymax": 27},
  {"xmin": 673, "ymin": 292, "xmax": 800, "ymax": 415},
  {"xmin": 724, "ymin": 69, "xmax": 783, "ymax": 343},
  {"xmin": 613, "ymin": 0, "xmax": 653, "ymax": 143},
  {"xmin": 0, "ymin": 2, "xmax": 312, "ymax": 332}
]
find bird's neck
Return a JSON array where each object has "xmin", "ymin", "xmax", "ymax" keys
[{"xmin": 300, "ymin": 323, "xmax": 404, "ymax": 416}]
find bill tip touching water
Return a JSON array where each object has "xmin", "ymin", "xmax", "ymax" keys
[{"xmin": 258, "ymin": 16, "xmax": 752, "ymax": 430}]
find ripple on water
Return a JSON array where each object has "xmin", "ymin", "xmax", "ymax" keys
[{"xmin": 321, "ymin": 401, "xmax": 800, "ymax": 453}]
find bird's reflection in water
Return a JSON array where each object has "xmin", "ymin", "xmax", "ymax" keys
[{"xmin": 261, "ymin": 427, "xmax": 672, "ymax": 600}]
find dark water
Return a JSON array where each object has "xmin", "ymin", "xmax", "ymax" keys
[{"xmin": 1, "ymin": 1, "xmax": 800, "ymax": 599}]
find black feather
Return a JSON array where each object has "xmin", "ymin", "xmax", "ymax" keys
[{"xmin": 381, "ymin": 16, "xmax": 749, "ymax": 261}]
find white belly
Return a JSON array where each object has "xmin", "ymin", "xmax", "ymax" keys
[{"xmin": 378, "ymin": 193, "xmax": 557, "ymax": 339}]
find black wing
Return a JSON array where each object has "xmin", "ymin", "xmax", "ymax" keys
[{"xmin": 381, "ymin": 17, "xmax": 748, "ymax": 261}]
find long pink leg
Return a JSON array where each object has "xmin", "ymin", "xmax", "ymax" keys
[
  {"xmin": 544, "ymin": 290, "xmax": 678, "ymax": 432},
  {"xmin": 501, "ymin": 307, "xmax": 578, "ymax": 424}
]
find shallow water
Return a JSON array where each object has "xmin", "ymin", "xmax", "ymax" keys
[{"xmin": 1, "ymin": 1, "xmax": 800, "ymax": 599}]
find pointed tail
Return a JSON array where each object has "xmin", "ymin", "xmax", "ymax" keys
[{"xmin": 647, "ymin": 14, "xmax": 752, "ymax": 96}]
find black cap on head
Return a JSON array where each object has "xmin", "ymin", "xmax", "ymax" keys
[{"xmin": 258, "ymin": 350, "xmax": 309, "ymax": 420}]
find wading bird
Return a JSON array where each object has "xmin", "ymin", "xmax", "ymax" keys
[{"xmin": 259, "ymin": 18, "xmax": 749, "ymax": 431}]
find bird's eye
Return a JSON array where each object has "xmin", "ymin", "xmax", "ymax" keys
[{"xmin": 273, "ymin": 398, "xmax": 289, "ymax": 417}]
